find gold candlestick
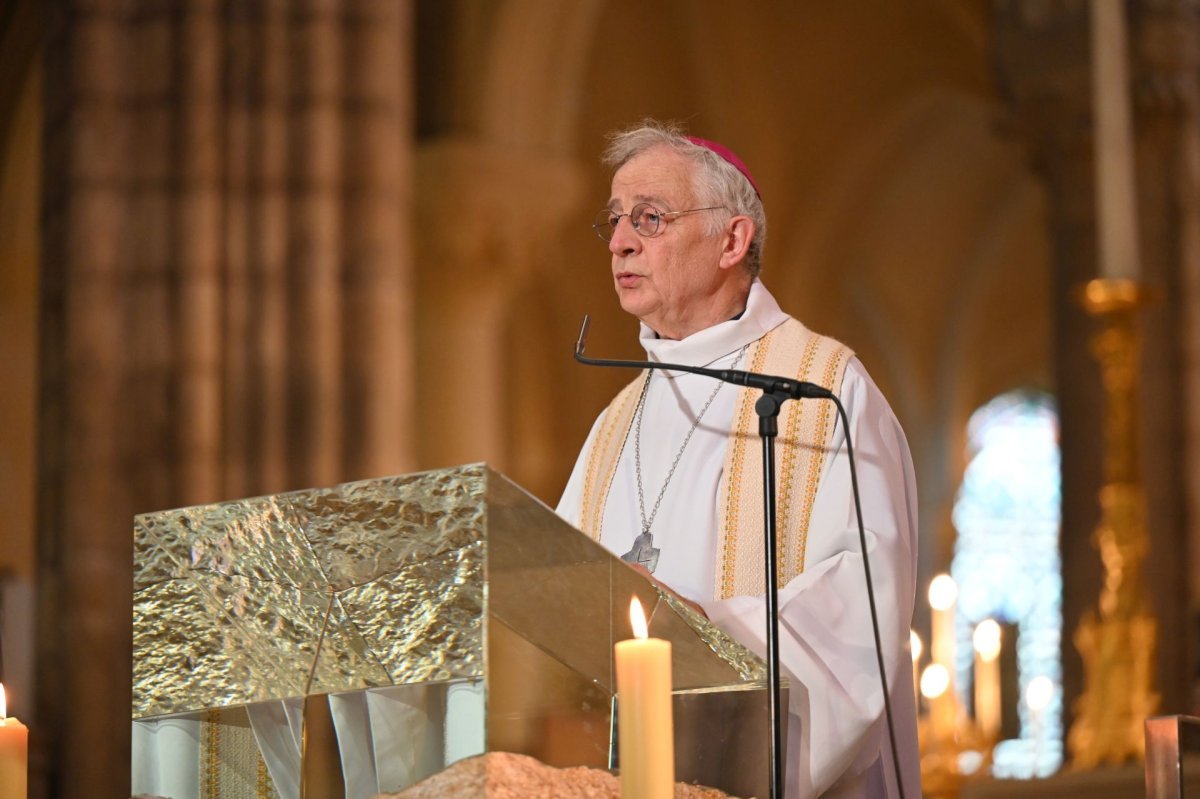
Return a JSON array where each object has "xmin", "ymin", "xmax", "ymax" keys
[{"xmin": 1067, "ymin": 277, "xmax": 1160, "ymax": 768}]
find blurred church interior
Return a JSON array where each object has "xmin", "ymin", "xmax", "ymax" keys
[{"xmin": 0, "ymin": 0, "xmax": 1198, "ymax": 796}]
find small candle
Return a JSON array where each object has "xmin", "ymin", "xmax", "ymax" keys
[
  {"xmin": 927, "ymin": 576, "xmax": 958, "ymax": 743},
  {"xmin": 1025, "ymin": 675, "xmax": 1055, "ymax": 775},
  {"xmin": 0, "ymin": 683, "xmax": 28, "ymax": 798},
  {"xmin": 615, "ymin": 597, "xmax": 674, "ymax": 799},
  {"xmin": 973, "ymin": 619, "xmax": 1002, "ymax": 741},
  {"xmin": 920, "ymin": 663, "xmax": 954, "ymax": 741},
  {"xmin": 928, "ymin": 575, "xmax": 957, "ymax": 677}
]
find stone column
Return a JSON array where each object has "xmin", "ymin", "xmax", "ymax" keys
[
  {"xmin": 1134, "ymin": 0, "xmax": 1200, "ymax": 716},
  {"xmin": 36, "ymin": 2, "xmax": 415, "ymax": 796}
]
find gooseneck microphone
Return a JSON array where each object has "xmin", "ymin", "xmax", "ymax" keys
[
  {"xmin": 574, "ymin": 313, "xmax": 907, "ymax": 799},
  {"xmin": 574, "ymin": 315, "xmax": 833, "ymax": 400}
]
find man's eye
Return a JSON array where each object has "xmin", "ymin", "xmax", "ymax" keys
[
  {"xmin": 607, "ymin": 214, "xmax": 622, "ymax": 227},
  {"xmin": 638, "ymin": 211, "xmax": 661, "ymax": 226}
]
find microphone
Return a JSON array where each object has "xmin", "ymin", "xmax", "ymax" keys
[{"xmin": 574, "ymin": 315, "xmax": 833, "ymax": 399}]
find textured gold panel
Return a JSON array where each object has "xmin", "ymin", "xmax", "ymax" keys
[
  {"xmin": 134, "ymin": 465, "xmax": 489, "ymax": 718},
  {"xmin": 653, "ymin": 590, "xmax": 766, "ymax": 685}
]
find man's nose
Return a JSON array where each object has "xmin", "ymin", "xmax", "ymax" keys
[{"xmin": 608, "ymin": 215, "xmax": 641, "ymax": 256}]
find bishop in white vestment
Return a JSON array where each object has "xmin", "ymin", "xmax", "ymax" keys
[{"xmin": 556, "ymin": 121, "xmax": 921, "ymax": 799}]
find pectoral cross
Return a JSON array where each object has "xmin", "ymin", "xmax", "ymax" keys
[{"xmin": 621, "ymin": 531, "xmax": 660, "ymax": 573}]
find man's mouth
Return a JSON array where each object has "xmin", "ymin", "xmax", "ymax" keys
[{"xmin": 615, "ymin": 272, "xmax": 642, "ymax": 288}]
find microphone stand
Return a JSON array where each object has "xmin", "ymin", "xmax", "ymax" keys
[{"xmin": 755, "ymin": 390, "xmax": 788, "ymax": 799}]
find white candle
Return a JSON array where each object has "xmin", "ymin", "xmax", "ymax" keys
[
  {"xmin": 928, "ymin": 575, "xmax": 957, "ymax": 677},
  {"xmin": 615, "ymin": 597, "xmax": 674, "ymax": 799},
  {"xmin": 1091, "ymin": 0, "xmax": 1141, "ymax": 279},
  {"xmin": 973, "ymin": 619, "xmax": 1002, "ymax": 741},
  {"xmin": 920, "ymin": 663, "xmax": 954, "ymax": 741},
  {"xmin": 1025, "ymin": 676, "xmax": 1055, "ymax": 776},
  {"xmin": 0, "ymin": 684, "xmax": 28, "ymax": 798},
  {"xmin": 927, "ymin": 576, "xmax": 958, "ymax": 742}
]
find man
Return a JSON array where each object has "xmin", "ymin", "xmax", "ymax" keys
[{"xmin": 557, "ymin": 121, "xmax": 921, "ymax": 799}]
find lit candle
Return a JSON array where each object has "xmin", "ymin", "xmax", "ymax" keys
[
  {"xmin": 0, "ymin": 683, "xmax": 28, "ymax": 797},
  {"xmin": 973, "ymin": 619, "xmax": 1002, "ymax": 742},
  {"xmin": 927, "ymin": 575, "xmax": 958, "ymax": 742},
  {"xmin": 615, "ymin": 597, "xmax": 674, "ymax": 799},
  {"xmin": 1091, "ymin": 0, "xmax": 1141, "ymax": 279},
  {"xmin": 920, "ymin": 663, "xmax": 954, "ymax": 741},
  {"xmin": 910, "ymin": 630, "xmax": 923, "ymax": 702},
  {"xmin": 928, "ymin": 575, "xmax": 957, "ymax": 678},
  {"xmin": 1025, "ymin": 675, "xmax": 1055, "ymax": 775}
]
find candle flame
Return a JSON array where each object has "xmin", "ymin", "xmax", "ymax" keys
[
  {"xmin": 928, "ymin": 574, "xmax": 958, "ymax": 611},
  {"xmin": 910, "ymin": 630, "xmax": 923, "ymax": 663},
  {"xmin": 1025, "ymin": 675, "xmax": 1054, "ymax": 712},
  {"xmin": 629, "ymin": 596, "xmax": 648, "ymax": 640},
  {"xmin": 0, "ymin": 682, "xmax": 6, "ymax": 718},
  {"xmin": 920, "ymin": 664, "xmax": 950, "ymax": 699},
  {"xmin": 973, "ymin": 619, "xmax": 1002, "ymax": 661}
]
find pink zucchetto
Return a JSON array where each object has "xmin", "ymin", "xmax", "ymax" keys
[{"xmin": 686, "ymin": 135, "xmax": 761, "ymax": 199}]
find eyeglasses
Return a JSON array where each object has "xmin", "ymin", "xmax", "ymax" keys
[{"xmin": 592, "ymin": 203, "xmax": 724, "ymax": 242}]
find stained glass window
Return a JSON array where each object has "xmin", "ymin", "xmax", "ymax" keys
[{"xmin": 950, "ymin": 390, "xmax": 1062, "ymax": 777}]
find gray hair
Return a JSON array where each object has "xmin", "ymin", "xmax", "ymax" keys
[{"xmin": 602, "ymin": 120, "xmax": 767, "ymax": 277}]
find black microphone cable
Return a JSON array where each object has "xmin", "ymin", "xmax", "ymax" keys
[{"xmin": 829, "ymin": 394, "xmax": 907, "ymax": 799}]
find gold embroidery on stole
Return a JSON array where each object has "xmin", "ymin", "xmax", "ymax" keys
[
  {"xmin": 715, "ymin": 319, "xmax": 852, "ymax": 600},
  {"xmin": 200, "ymin": 707, "xmax": 279, "ymax": 798},
  {"xmin": 579, "ymin": 371, "xmax": 648, "ymax": 541},
  {"xmin": 718, "ymin": 330, "xmax": 775, "ymax": 601}
]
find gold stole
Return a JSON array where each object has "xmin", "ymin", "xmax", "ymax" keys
[{"xmin": 576, "ymin": 318, "xmax": 853, "ymax": 600}]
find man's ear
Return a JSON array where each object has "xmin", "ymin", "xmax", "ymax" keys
[{"xmin": 718, "ymin": 216, "xmax": 755, "ymax": 271}]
